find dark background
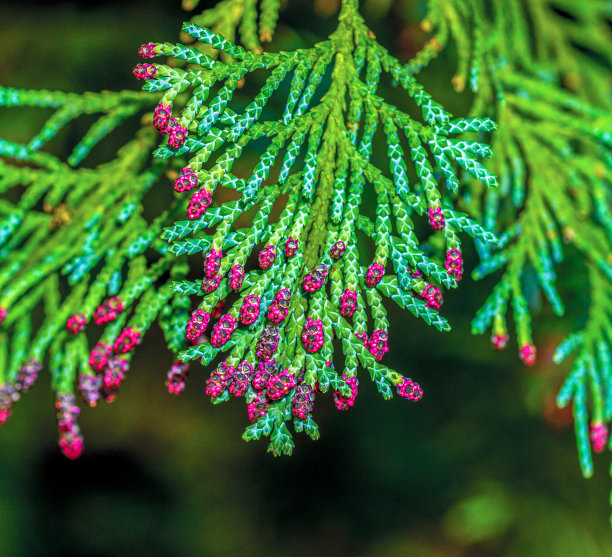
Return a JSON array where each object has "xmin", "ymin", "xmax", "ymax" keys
[{"xmin": 0, "ymin": 1, "xmax": 610, "ymax": 555}]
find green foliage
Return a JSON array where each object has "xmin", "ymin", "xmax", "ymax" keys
[
  {"xmin": 0, "ymin": 0, "xmax": 610, "ymax": 520},
  {"xmin": 423, "ymin": 0, "xmax": 612, "ymax": 482},
  {"xmin": 134, "ymin": 0, "xmax": 498, "ymax": 453}
]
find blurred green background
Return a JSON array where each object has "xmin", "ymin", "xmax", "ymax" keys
[{"xmin": 0, "ymin": 1, "xmax": 611, "ymax": 555}]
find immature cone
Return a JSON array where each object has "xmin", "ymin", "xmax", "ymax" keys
[
  {"xmin": 302, "ymin": 318, "xmax": 324, "ymax": 353},
  {"xmin": 187, "ymin": 189, "xmax": 212, "ymax": 220},
  {"xmin": 113, "ymin": 327, "xmax": 141, "ymax": 354},
  {"xmin": 292, "ymin": 383, "xmax": 315, "ymax": 419},
  {"xmin": 168, "ymin": 124, "xmax": 188, "ymax": 149},
  {"xmin": 185, "ymin": 309, "xmax": 210, "ymax": 342},
  {"xmin": 201, "ymin": 274, "xmax": 221, "ymax": 294},
  {"xmin": 66, "ymin": 313, "xmax": 87, "ymax": 334},
  {"xmin": 365, "ymin": 262, "xmax": 384, "ymax": 287},
  {"xmin": 267, "ymin": 369, "xmax": 296, "ymax": 400},
  {"xmin": 228, "ymin": 264, "xmax": 245, "ymax": 290},
  {"xmin": 329, "ymin": 240, "xmax": 346, "ymax": 259},
  {"xmin": 491, "ymin": 333, "xmax": 509, "ymax": 350},
  {"xmin": 55, "ymin": 393, "xmax": 83, "ymax": 460},
  {"xmin": 445, "ymin": 249, "xmax": 463, "ymax": 280},
  {"xmin": 589, "ymin": 422, "xmax": 609, "ymax": 453},
  {"xmin": 421, "ymin": 284, "xmax": 443, "ymax": 310},
  {"xmin": 333, "ymin": 375, "xmax": 358, "ymax": 410},
  {"xmin": 211, "ymin": 314, "xmax": 237, "ymax": 347},
  {"xmin": 303, "ymin": 264, "xmax": 328, "ymax": 292},
  {"xmin": 229, "ymin": 361, "xmax": 254, "ymax": 397},
  {"xmin": 59, "ymin": 430, "xmax": 83, "ymax": 460},
  {"xmin": 204, "ymin": 248, "xmax": 223, "ymax": 278},
  {"xmin": 258, "ymin": 245, "xmax": 277, "ymax": 269},
  {"xmin": 428, "ymin": 206, "xmax": 445, "ymax": 230},
  {"xmin": 256, "ymin": 326, "xmax": 280, "ymax": 361},
  {"xmin": 167, "ymin": 362, "xmax": 189, "ymax": 395},
  {"xmin": 267, "ymin": 289, "xmax": 291, "ymax": 323},
  {"xmin": 368, "ymin": 330, "xmax": 389, "ymax": 362},
  {"xmin": 16, "ymin": 359, "xmax": 42, "ymax": 392},
  {"xmin": 133, "ymin": 64, "xmax": 157, "ymax": 79},
  {"xmin": 165, "ymin": 117, "xmax": 179, "ymax": 135},
  {"xmin": 397, "ymin": 378, "xmax": 423, "ymax": 401},
  {"xmin": 284, "ymin": 237, "xmax": 298, "ymax": 258},
  {"xmin": 153, "ymin": 103, "xmax": 171, "ymax": 132},
  {"xmin": 519, "ymin": 343, "xmax": 537, "ymax": 366},
  {"xmin": 174, "ymin": 167, "xmax": 199, "ymax": 193},
  {"xmin": 253, "ymin": 360, "xmax": 278, "ymax": 391},
  {"xmin": 79, "ymin": 373, "xmax": 102, "ymax": 407},
  {"xmin": 240, "ymin": 295, "xmax": 261, "ymax": 325},
  {"xmin": 138, "ymin": 42, "xmax": 158, "ymax": 58},
  {"xmin": 0, "ymin": 384, "xmax": 20, "ymax": 425},
  {"xmin": 93, "ymin": 296, "xmax": 124, "ymax": 325},
  {"xmin": 103, "ymin": 357, "xmax": 129, "ymax": 389},
  {"xmin": 340, "ymin": 288, "xmax": 357, "ymax": 317},
  {"xmin": 247, "ymin": 391, "xmax": 269, "ymax": 423},
  {"xmin": 89, "ymin": 343, "xmax": 112, "ymax": 372},
  {"xmin": 205, "ymin": 362, "xmax": 234, "ymax": 398}
]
